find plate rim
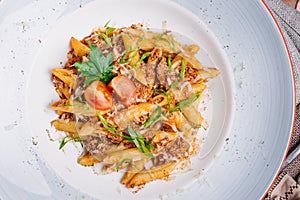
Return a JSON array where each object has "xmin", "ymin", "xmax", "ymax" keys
[{"xmin": 260, "ymin": 0, "xmax": 296, "ymax": 198}]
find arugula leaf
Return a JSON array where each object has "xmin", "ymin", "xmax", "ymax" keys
[
  {"xmin": 127, "ymin": 126, "xmax": 154, "ymax": 158},
  {"xmin": 74, "ymin": 44, "xmax": 116, "ymax": 84},
  {"xmin": 59, "ymin": 136, "xmax": 83, "ymax": 150}
]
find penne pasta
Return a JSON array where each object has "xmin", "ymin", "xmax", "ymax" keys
[
  {"xmin": 77, "ymin": 151, "xmax": 100, "ymax": 167},
  {"xmin": 49, "ymin": 23, "xmax": 220, "ymax": 192},
  {"xmin": 103, "ymin": 148, "xmax": 148, "ymax": 165},
  {"xmin": 50, "ymin": 100, "xmax": 108, "ymax": 116},
  {"xmin": 126, "ymin": 161, "xmax": 177, "ymax": 188},
  {"xmin": 52, "ymin": 68, "xmax": 77, "ymax": 89},
  {"xmin": 51, "ymin": 119, "xmax": 81, "ymax": 134},
  {"xmin": 71, "ymin": 37, "xmax": 90, "ymax": 57},
  {"xmin": 121, "ymin": 158, "xmax": 149, "ymax": 185}
]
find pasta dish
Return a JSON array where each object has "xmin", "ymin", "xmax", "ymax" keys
[{"xmin": 49, "ymin": 22, "xmax": 220, "ymax": 192}]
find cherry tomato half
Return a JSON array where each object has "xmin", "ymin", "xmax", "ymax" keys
[
  {"xmin": 108, "ymin": 76, "xmax": 137, "ymax": 107},
  {"xmin": 84, "ymin": 80, "xmax": 113, "ymax": 110}
]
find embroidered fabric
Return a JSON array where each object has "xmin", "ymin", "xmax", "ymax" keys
[
  {"xmin": 266, "ymin": 172, "xmax": 300, "ymax": 200},
  {"xmin": 264, "ymin": 0, "xmax": 300, "ymax": 199}
]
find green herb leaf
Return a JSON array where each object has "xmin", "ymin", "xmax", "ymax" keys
[
  {"xmin": 74, "ymin": 44, "xmax": 116, "ymax": 84},
  {"xmin": 170, "ymin": 92, "xmax": 200, "ymax": 113},
  {"xmin": 167, "ymin": 55, "xmax": 172, "ymax": 71},
  {"xmin": 98, "ymin": 33, "xmax": 113, "ymax": 47},
  {"xmin": 155, "ymin": 33, "xmax": 177, "ymax": 51},
  {"xmin": 116, "ymin": 158, "xmax": 132, "ymax": 172},
  {"xmin": 120, "ymin": 51, "xmax": 130, "ymax": 64},
  {"xmin": 154, "ymin": 82, "xmax": 178, "ymax": 114},
  {"xmin": 132, "ymin": 52, "xmax": 151, "ymax": 68},
  {"xmin": 106, "ymin": 27, "xmax": 116, "ymax": 36},
  {"xmin": 97, "ymin": 112, "xmax": 117, "ymax": 134},
  {"xmin": 100, "ymin": 20, "xmax": 116, "ymax": 46},
  {"xmin": 180, "ymin": 58, "xmax": 186, "ymax": 80},
  {"xmin": 104, "ymin": 20, "xmax": 111, "ymax": 28},
  {"xmin": 64, "ymin": 101, "xmax": 72, "ymax": 106},
  {"xmin": 59, "ymin": 136, "xmax": 82, "ymax": 150},
  {"xmin": 142, "ymin": 106, "xmax": 162, "ymax": 129},
  {"xmin": 169, "ymin": 81, "xmax": 179, "ymax": 90},
  {"xmin": 127, "ymin": 126, "xmax": 154, "ymax": 158}
]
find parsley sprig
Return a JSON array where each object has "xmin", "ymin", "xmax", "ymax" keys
[{"xmin": 74, "ymin": 44, "xmax": 116, "ymax": 84}]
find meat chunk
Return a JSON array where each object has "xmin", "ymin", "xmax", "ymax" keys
[
  {"xmin": 113, "ymin": 35, "xmax": 126, "ymax": 56},
  {"xmin": 132, "ymin": 79, "xmax": 153, "ymax": 102},
  {"xmin": 85, "ymin": 135, "xmax": 114, "ymax": 160},
  {"xmin": 154, "ymin": 137, "xmax": 190, "ymax": 165},
  {"xmin": 164, "ymin": 137, "xmax": 190, "ymax": 159},
  {"xmin": 132, "ymin": 62, "xmax": 156, "ymax": 88},
  {"xmin": 156, "ymin": 57, "xmax": 180, "ymax": 89}
]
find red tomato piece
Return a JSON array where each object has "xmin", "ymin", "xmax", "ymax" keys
[
  {"xmin": 108, "ymin": 76, "xmax": 137, "ymax": 106},
  {"xmin": 84, "ymin": 80, "xmax": 113, "ymax": 110}
]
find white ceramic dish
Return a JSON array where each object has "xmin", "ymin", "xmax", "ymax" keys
[{"xmin": 0, "ymin": 0, "xmax": 295, "ymax": 199}]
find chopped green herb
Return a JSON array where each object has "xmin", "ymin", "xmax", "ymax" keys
[
  {"xmin": 170, "ymin": 81, "xmax": 179, "ymax": 90},
  {"xmin": 169, "ymin": 92, "xmax": 201, "ymax": 114},
  {"xmin": 74, "ymin": 95, "xmax": 84, "ymax": 102},
  {"xmin": 97, "ymin": 112, "xmax": 117, "ymax": 134},
  {"xmin": 106, "ymin": 27, "xmax": 116, "ymax": 36},
  {"xmin": 155, "ymin": 33, "xmax": 177, "ymax": 51},
  {"xmin": 65, "ymin": 102, "xmax": 72, "ymax": 106},
  {"xmin": 139, "ymin": 34, "xmax": 145, "ymax": 42},
  {"xmin": 97, "ymin": 20, "xmax": 116, "ymax": 47},
  {"xmin": 127, "ymin": 126, "xmax": 154, "ymax": 158},
  {"xmin": 169, "ymin": 39, "xmax": 177, "ymax": 51},
  {"xmin": 74, "ymin": 44, "xmax": 116, "ymax": 85},
  {"xmin": 59, "ymin": 136, "xmax": 83, "ymax": 150},
  {"xmin": 154, "ymin": 81, "xmax": 178, "ymax": 114},
  {"xmin": 120, "ymin": 49, "xmax": 139, "ymax": 64},
  {"xmin": 167, "ymin": 55, "xmax": 172, "ymax": 71},
  {"xmin": 132, "ymin": 52, "xmax": 151, "ymax": 68},
  {"xmin": 103, "ymin": 20, "xmax": 111, "ymax": 28},
  {"xmin": 180, "ymin": 58, "xmax": 186, "ymax": 80},
  {"xmin": 84, "ymin": 104, "xmax": 90, "ymax": 110},
  {"xmin": 120, "ymin": 50, "xmax": 129, "ymax": 64},
  {"xmin": 142, "ymin": 106, "xmax": 162, "ymax": 129},
  {"xmin": 116, "ymin": 158, "xmax": 132, "ymax": 171},
  {"xmin": 98, "ymin": 33, "xmax": 113, "ymax": 47}
]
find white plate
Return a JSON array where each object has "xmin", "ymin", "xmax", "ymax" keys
[{"xmin": 0, "ymin": 0, "xmax": 294, "ymax": 199}]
